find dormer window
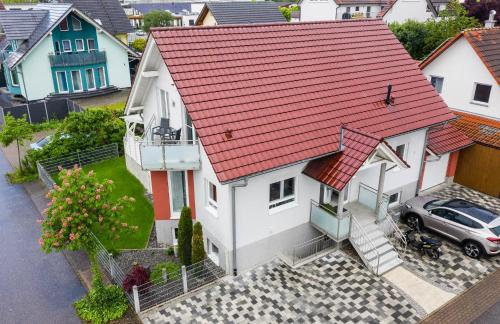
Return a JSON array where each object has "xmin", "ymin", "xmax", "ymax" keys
[
  {"xmin": 72, "ymin": 17, "xmax": 82, "ymax": 31},
  {"xmin": 60, "ymin": 18, "xmax": 69, "ymax": 31}
]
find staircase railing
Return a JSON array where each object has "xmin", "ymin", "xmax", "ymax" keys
[
  {"xmin": 350, "ymin": 216, "xmax": 380, "ymax": 275},
  {"xmin": 379, "ymin": 212, "xmax": 407, "ymax": 256}
]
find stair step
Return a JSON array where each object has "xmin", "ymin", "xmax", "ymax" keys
[
  {"xmin": 364, "ymin": 243, "xmax": 394, "ymax": 261},
  {"xmin": 368, "ymin": 251, "xmax": 399, "ymax": 270},
  {"xmin": 377, "ymin": 257, "xmax": 403, "ymax": 275},
  {"xmin": 351, "ymin": 229, "xmax": 385, "ymax": 243},
  {"xmin": 355, "ymin": 236, "xmax": 389, "ymax": 253}
]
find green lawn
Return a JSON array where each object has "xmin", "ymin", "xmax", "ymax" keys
[{"xmin": 55, "ymin": 157, "xmax": 154, "ymax": 250}]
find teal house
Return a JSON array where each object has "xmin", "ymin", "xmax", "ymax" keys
[{"xmin": 0, "ymin": 3, "xmax": 138, "ymax": 101}]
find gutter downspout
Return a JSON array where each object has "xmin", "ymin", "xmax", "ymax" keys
[
  {"xmin": 416, "ymin": 128, "xmax": 430, "ymax": 196},
  {"xmin": 231, "ymin": 178, "xmax": 248, "ymax": 276}
]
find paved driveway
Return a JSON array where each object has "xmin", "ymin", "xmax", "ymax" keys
[
  {"xmin": 0, "ymin": 150, "xmax": 85, "ymax": 323},
  {"xmin": 143, "ymin": 251, "xmax": 423, "ymax": 323},
  {"xmin": 397, "ymin": 183, "xmax": 500, "ymax": 293}
]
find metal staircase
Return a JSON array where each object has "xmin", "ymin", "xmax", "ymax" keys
[{"xmin": 349, "ymin": 216, "xmax": 403, "ymax": 275}]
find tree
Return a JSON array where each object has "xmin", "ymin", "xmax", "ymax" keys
[
  {"xmin": 192, "ymin": 222, "xmax": 206, "ymax": 264},
  {"xmin": 177, "ymin": 207, "xmax": 193, "ymax": 266},
  {"xmin": 131, "ymin": 38, "xmax": 146, "ymax": 53},
  {"xmin": 39, "ymin": 166, "xmax": 136, "ymax": 284},
  {"xmin": 0, "ymin": 114, "xmax": 33, "ymax": 173},
  {"xmin": 389, "ymin": 20, "xmax": 428, "ymax": 60},
  {"xmin": 143, "ymin": 10, "xmax": 174, "ymax": 32},
  {"xmin": 463, "ymin": 0, "xmax": 500, "ymax": 23},
  {"xmin": 279, "ymin": 6, "xmax": 299, "ymax": 22}
]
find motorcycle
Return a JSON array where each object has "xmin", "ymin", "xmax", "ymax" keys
[{"xmin": 404, "ymin": 230, "xmax": 442, "ymax": 260}]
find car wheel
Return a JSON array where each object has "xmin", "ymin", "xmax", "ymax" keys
[
  {"xmin": 463, "ymin": 241, "xmax": 482, "ymax": 259},
  {"xmin": 406, "ymin": 214, "xmax": 422, "ymax": 230}
]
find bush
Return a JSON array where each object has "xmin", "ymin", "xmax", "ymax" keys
[
  {"xmin": 5, "ymin": 168, "xmax": 38, "ymax": 184},
  {"xmin": 177, "ymin": 207, "xmax": 193, "ymax": 266},
  {"xmin": 74, "ymin": 284, "xmax": 128, "ymax": 324},
  {"xmin": 166, "ymin": 246, "xmax": 175, "ymax": 256},
  {"xmin": 122, "ymin": 265, "xmax": 150, "ymax": 293},
  {"xmin": 192, "ymin": 222, "xmax": 206, "ymax": 264},
  {"xmin": 150, "ymin": 261, "xmax": 181, "ymax": 284},
  {"xmin": 131, "ymin": 38, "xmax": 146, "ymax": 53}
]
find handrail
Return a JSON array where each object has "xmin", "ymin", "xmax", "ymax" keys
[
  {"xmin": 282, "ymin": 234, "xmax": 336, "ymax": 266},
  {"xmin": 351, "ymin": 215, "xmax": 380, "ymax": 274},
  {"xmin": 360, "ymin": 182, "xmax": 389, "ymax": 198},
  {"xmin": 144, "ymin": 114, "xmax": 156, "ymax": 140},
  {"xmin": 311, "ymin": 199, "xmax": 338, "ymax": 217},
  {"xmin": 380, "ymin": 213, "xmax": 407, "ymax": 255}
]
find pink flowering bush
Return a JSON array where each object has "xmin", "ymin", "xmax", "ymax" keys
[{"xmin": 39, "ymin": 165, "xmax": 137, "ymax": 256}]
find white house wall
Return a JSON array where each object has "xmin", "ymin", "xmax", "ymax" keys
[
  {"xmin": 299, "ymin": 0, "xmax": 338, "ymax": 21},
  {"xmin": 421, "ymin": 153, "xmax": 449, "ymax": 190},
  {"xmin": 422, "ymin": 37, "xmax": 500, "ymax": 120},
  {"xmin": 383, "ymin": 0, "xmax": 434, "ymax": 24},
  {"xmin": 335, "ymin": 5, "xmax": 381, "ymax": 19},
  {"xmin": 97, "ymin": 32, "xmax": 131, "ymax": 89},
  {"xmin": 19, "ymin": 36, "xmax": 55, "ymax": 101}
]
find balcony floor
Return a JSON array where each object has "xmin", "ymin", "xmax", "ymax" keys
[{"xmin": 345, "ymin": 202, "xmax": 377, "ymax": 226}]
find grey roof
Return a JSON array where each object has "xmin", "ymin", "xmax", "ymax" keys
[
  {"xmin": 131, "ymin": 3, "xmax": 193, "ymax": 15},
  {"xmin": 203, "ymin": 1, "xmax": 286, "ymax": 25},
  {"xmin": 0, "ymin": 10, "xmax": 48, "ymax": 40},
  {"xmin": 60, "ymin": 0, "xmax": 133, "ymax": 34}
]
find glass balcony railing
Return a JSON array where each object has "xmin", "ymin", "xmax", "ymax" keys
[
  {"xmin": 139, "ymin": 140, "xmax": 200, "ymax": 171},
  {"xmin": 358, "ymin": 183, "xmax": 389, "ymax": 221},
  {"xmin": 49, "ymin": 51, "xmax": 107, "ymax": 67},
  {"xmin": 310, "ymin": 200, "xmax": 351, "ymax": 241}
]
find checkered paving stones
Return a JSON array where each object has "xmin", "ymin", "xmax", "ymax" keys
[
  {"xmin": 396, "ymin": 183, "xmax": 500, "ymax": 293},
  {"xmin": 142, "ymin": 251, "xmax": 422, "ymax": 323}
]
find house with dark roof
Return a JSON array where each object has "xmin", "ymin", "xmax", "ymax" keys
[
  {"xmin": 195, "ymin": 1, "xmax": 286, "ymax": 26},
  {"xmin": 59, "ymin": 0, "xmax": 134, "ymax": 44},
  {"xmin": 299, "ymin": 0, "xmax": 437, "ymax": 23},
  {"xmin": 123, "ymin": 20, "xmax": 457, "ymax": 275},
  {"xmin": 126, "ymin": 2, "xmax": 203, "ymax": 29},
  {"xmin": 420, "ymin": 17, "xmax": 500, "ymax": 197},
  {"xmin": 0, "ymin": 3, "xmax": 138, "ymax": 101}
]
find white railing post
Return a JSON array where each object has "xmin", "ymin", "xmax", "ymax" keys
[
  {"xmin": 162, "ymin": 268, "xmax": 168, "ymax": 282},
  {"xmin": 109, "ymin": 253, "xmax": 115, "ymax": 279},
  {"xmin": 132, "ymin": 285, "xmax": 140, "ymax": 313},
  {"xmin": 181, "ymin": 265, "xmax": 188, "ymax": 293}
]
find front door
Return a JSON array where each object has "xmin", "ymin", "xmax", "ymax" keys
[
  {"xmin": 169, "ymin": 171, "xmax": 188, "ymax": 218},
  {"xmin": 323, "ymin": 184, "xmax": 349, "ymax": 207}
]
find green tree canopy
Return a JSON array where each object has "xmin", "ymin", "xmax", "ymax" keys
[
  {"xmin": 131, "ymin": 38, "xmax": 146, "ymax": 53},
  {"xmin": 143, "ymin": 10, "xmax": 175, "ymax": 32},
  {"xmin": 0, "ymin": 114, "xmax": 33, "ymax": 172}
]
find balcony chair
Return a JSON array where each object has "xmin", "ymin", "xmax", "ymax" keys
[{"xmin": 152, "ymin": 117, "xmax": 172, "ymax": 142}]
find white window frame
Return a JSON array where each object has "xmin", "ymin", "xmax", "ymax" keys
[
  {"xmin": 395, "ymin": 143, "xmax": 407, "ymax": 160},
  {"xmin": 430, "ymin": 75, "xmax": 444, "ymax": 94},
  {"xmin": 157, "ymin": 88, "xmax": 170, "ymax": 119},
  {"xmin": 56, "ymin": 71, "xmax": 68, "ymax": 93},
  {"xmin": 168, "ymin": 171, "xmax": 189, "ymax": 219},
  {"xmin": 75, "ymin": 39, "xmax": 85, "ymax": 52},
  {"xmin": 70, "ymin": 70, "xmax": 83, "ymax": 92},
  {"xmin": 207, "ymin": 239, "xmax": 219, "ymax": 266},
  {"xmin": 97, "ymin": 67, "xmax": 106, "ymax": 88},
  {"xmin": 72, "ymin": 16, "xmax": 82, "ymax": 31},
  {"xmin": 10, "ymin": 68, "xmax": 19, "ymax": 86},
  {"xmin": 61, "ymin": 40, "xmax": 72, "ymax": 53},
  {"xmin": 206, "ymin": 180, "xmax": 218, "ymax": 214},
  {"xmin": 85, "ymin": 68, "xmax": 96, "ymax": 90},
  {"xmin": 471, "ymin": 82, "xmax": 492, "ymax": 106},
  {"xmin": 59, "ymin": 17, "xmax": 69, "ymax": 31},
  {"xmin": 388, "ymin": 192, "xmax": 401, "ymax": 207},
  {"xmin": 269, "ymin": 177, "xmax": 297, "ymax": 212},
  {"xmin": 87, "ymin": 38, "xmax": 96, "ymax": 52}
]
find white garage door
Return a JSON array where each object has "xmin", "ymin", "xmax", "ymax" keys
[{"xmin": 422, "ymin": 153, "xmax": 450, "ymax": 190}]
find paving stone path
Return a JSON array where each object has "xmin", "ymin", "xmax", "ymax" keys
[{"xmin": 143, "ymin": 251, "xmax": 422, "ymax": 323}]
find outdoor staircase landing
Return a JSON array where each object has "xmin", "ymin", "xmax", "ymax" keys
[{"xmin": 349, "ymin": 222, "xmax": 402, "ymax": 275}]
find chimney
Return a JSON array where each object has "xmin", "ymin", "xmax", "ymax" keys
[
  {"xmin": 485, "ymin": 10, "xmax": 497, "ymax": 28},
  {"xmin": 385, "ymin": 84, "xmax": 392, "ymax": 106}
]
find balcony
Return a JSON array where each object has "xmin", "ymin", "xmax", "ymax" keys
[
  {"xmin": 139, "ymin": 140, "xmax": 201, "ymax": 171},
  {"xmin": 310, "ymin": 200, "xmax": 352, "ymax": 241},
  {"xmin": 49, "ymin": 51, "xmax": 107, "ymax": 68}
]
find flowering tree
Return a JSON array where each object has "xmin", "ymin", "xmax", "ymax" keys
[{"xmin": 39, "ymin": 165, "xmax": 136, "ymax": 284}]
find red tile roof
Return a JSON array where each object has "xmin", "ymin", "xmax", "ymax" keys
[
  {"xmin": 303, "ymin": 128, "xmax": 382, "ymax": 191},
  {"xmin": 451, "ymin": 111, "xmax": 500, "ymax": 149},
  {"xmin": 151, "ymin": 20, "xmax": 455, "ymax": 183},
  {"xmin": 420, "ymin": 28, "xmax": 500, "ymax": 85},
  {"xmin": 427, "ymin": 123, "xmax": 473, "ymax": 155}
]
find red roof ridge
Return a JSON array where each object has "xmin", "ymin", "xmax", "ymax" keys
[{"xmin": 342, "ymin": 125, "xmax": 382, "ymax": 141}]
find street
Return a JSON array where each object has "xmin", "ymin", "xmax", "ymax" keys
[{"xmin": 0, "ymin": 149, "xmax": 85, "ymax": 324}]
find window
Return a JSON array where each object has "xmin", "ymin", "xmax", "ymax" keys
[
  {"xmin": 97, "ymin": 67, "xmax": 106, "ymax": 88},
  {"xmin": 85, "ymin": 68, "xmax": 95, "ymax": 90},
  {"xmin": 87, "ymin": 39, "xmax": 96, "ymax": 51},
  {"xmin": 56, "ymin": 71, "xmax": 68, "ymax": 92},
  {"xmin": 346, "ymin": 7, "xmax": 351, "ymax": 13},
  {"xmin": 75, "ymin": 39, "xmax": 84, "ymax": 52},
  {"xmin": 10, "ymin": 68, "xmax": 19, "ymax": 86},
  {"xmin": 355, "ymin": 6, "xmax": 360, "ymax": 11},
  {"xmin": 72, "ymin": 16, "xmax": 82, "ymax": 31},
  {"xmin": 207, "ymin": 181, "xmax": 217, "ymax": 210},
  {"xmin": 169, "ymin": 171, "xmax": 187, "ymax": 217},
  {"xmin": 269, "ymin": 177, "xmax": 296, "ymax": 209},
  {"xmin": 189, "ymin": 19, "xmax": 195, "ymax": 26},
  {"xmin": 395, "ymin": 144, "xmax": 406, "ymax": 160},
  {"xmin": 157, "ymin": 88, "xmax": 169, "ymax": 118},
  {"xmin": 71, "ymin": 70, "xmax": 82, "ymax": 92},
  {"xmin": 54, "ymin": 41, "xmax": 61, "ymax": 54},
  {"xmin": 62, "ymin": 40, "xmax": 72, "ymax": 52},
  {"xmin": 472, "ymin": 83, "xmax": 492, "ymax": 104},
  {"xmin": 367, "ymin": 6, "xmax": 371, "ymax": 17},
  {"xmin": 59, "ymin": 18, "xmax": 68, "ymax": 31},
  {"xmin": 430, "ymin": 76, "xmax": 444, "ymax": 93},
  {"xmin": 388, "ymin": 192, "xmax": 400, "ymax": 205},
  {"xmin": 207, "ymin": 239, "xmax": 219, "ymax": 265},
  {"xmin": 451, "ymin": 214, "xmax": 482, "ymax": 229},
  {"xmin": 430, "ymin": 208, "xmax": 454, "ymax": 220}
]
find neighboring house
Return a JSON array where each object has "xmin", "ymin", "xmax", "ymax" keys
[
  {"xmin": 125, "ymin": 2, "xmax": 204, "ymax": 29},
  {"xmin": 0, "ymin": 3, "xmax": 138, "ymax": 101},
  {"xmin": 420, "ymin": 23, "xmax": 500, "ymax": 197},
  {"xmin": 59, "ymin": 0, "xmax": 134, "ymax": 44},
  {"xmin": 299, "ymin": 0, "xmax": 437, "ymax": 23},
  {"xmin": 430, "ymin": 0, "xmax": 449, "ymax": 13},
  {"xmin": 195, "ymin": 1, "xmax": 286, "ymax": 26},
  {"xmin": 123, "ymin": 20, "xmax": 456, "ymax": 275}
]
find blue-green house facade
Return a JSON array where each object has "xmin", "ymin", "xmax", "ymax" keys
[{"xmin": 0, "ymin": 3, "xmax": 137, "ymax": 101}]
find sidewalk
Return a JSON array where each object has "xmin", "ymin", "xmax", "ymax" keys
[{"xmin": 421, "ymin": 269, "xmax": 500, "ymax": 324}]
